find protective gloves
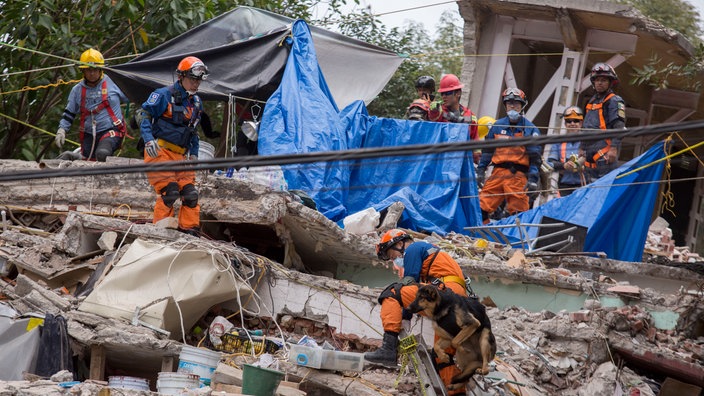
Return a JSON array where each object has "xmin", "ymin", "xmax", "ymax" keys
[
  {"xmin": 145, "ymin": 140, "xmax": 160, "ymax": 158},
  {"xmin": 55, "ymin": 128, "xmax": 67, "ymax": 148},
  {"xmin": 476, "ymin": 167, "xmax": 486, "ymax": 187}
]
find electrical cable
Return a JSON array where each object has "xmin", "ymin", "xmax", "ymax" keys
[{"xmin": 1, "ymin": 120, "xmax": 701, "ymax": 182}]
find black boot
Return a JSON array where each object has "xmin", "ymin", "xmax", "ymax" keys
[{"xmin": 365, "ymin": 331, "xmax": 399, "ymax": 367}]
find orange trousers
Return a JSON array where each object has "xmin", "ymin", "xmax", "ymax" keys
[
  {"xmin": 380, "ymin": 281, "xmax": 467, "ymax": 395},
  {"xmin": 144, "ymin": 148, "xmax": 200, "ymax": 229},
  {"xmin": 479, "ymin": 167, "xmax": 529, "ymax": 217}
]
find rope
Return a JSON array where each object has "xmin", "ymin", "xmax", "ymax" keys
[
  {"xmin": 0, "ymin": 111, "xmax": 80, "ymax": 146},
  {"xmin": 660, "ymin": 137, "xmax": 676, "ymax": 217},
  {"xmin": 615, "ymin": 138, "xmax": 704, "ymax": 179}
]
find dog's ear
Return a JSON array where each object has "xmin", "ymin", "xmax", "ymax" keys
[{"xmin": 425, "ymin": 285, "xmax": 440, "ymax": 301}]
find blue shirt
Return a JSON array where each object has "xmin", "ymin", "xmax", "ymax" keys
[
  {"xmin": 548, "ymin": 141, "xmax": 582, "ymax": 185},
  {"xmin": 402, "ymin": 241, "xmax": 436, "ymax": 282},
  {"xmin": 140, "ymin": 82, "xmax": 201, "ymax": 157},
  {"xmin": 59, "ymin": 75, "xmax": 128, "ymax": 133}
]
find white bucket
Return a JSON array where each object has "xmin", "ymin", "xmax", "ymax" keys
[
  {"xmin": 108, "ymin": 376, "xmax": 150, "ymax": 391},
  {"xmin": 198, "ymin": 141, "xmax": 215, "ymax": 160},
  {"xmin": 177, "ymin": 345, "xmax": 221, "ymax": 386},
  {"xmin": 157, "ymin": 372, "xmax": 200, "ymax": 395}
]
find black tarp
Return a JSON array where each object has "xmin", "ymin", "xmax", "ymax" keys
[{"xmin": 108, "ymin": 7, "xmax": 402, "ymax": 107}]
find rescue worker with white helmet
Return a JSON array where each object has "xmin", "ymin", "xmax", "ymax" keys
[
  {"xmin": 476, "ymin": 88, "xmax": 542, "ymax": 223},
  {"xmin": 55, "ymin": 48, "xmax": 128, "ymax": 161},
  {"xmin": 366, "ymin": 229, "xmax": 469, "ymax": 396},
  {"xmin": 137, "ymin": 56, "xmax": 207, "ymax": 236},
  {"xmin": 581, "ymin": 62, "xmax": 625, "ymax": 179}
]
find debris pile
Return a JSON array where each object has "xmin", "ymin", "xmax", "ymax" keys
[{"xmin": 644, "ymin": 217, "xmax": 701, "ymax": 263}]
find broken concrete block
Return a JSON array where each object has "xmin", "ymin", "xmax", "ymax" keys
[
  {"xmin": 569, "ymin": 310, "xmax": 591, "ymax": 323},
  {"xmin": 377, "ymin": 201, "xmax": 404, "ymax": 233},
  {"xmin": 155, "ymin": 217, "xmax": 179, "ymax": 229},
  {"xmin": 97, "ymin": 231, "xmax": 118, "ymax": 251},
  {"xmin": 211, "ymin": 363, "xmax": 243, "ymax": 386},
  {"xmin": 14, "ymin": 274, "xmax": 71, "ymax": 311}
]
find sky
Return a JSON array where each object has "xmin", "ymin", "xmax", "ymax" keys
[{"xmin": 315, "ymin": 0, "xmax": 704, "ymax": 38}]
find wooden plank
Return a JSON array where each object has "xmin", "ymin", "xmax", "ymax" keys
[{"xmin": 90, "ymin": 344, "xmax": 106, "ymax": 381}]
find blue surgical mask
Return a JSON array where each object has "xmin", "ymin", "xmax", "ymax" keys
[
  {"xmin": 393, "ymin": 257, "xmax": 404, "ymax": 268},
  {"xmin": 507, "ymin": 110, "xmax": 521, "ymax": 122}
]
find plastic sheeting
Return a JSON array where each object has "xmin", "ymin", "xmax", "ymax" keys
[
  {"xmin": 78, "ymin": 239, "xmax": 252, "ymax": 339},
  {"xmin": 259, "ymin": 20, "xmax": 481, "ymax": 233},
  {"xmin": 108, "ymin": 7, "xmax": 402, "ymax": 108},
  {"xmin": 482, "ymin": 144, "xmax": 667, "ymax": 262},
  {"xmin": 0, "ymin": 315, "xmax": 41, "ymax": 380}
]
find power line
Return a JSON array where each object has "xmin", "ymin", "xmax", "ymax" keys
[{"xmin": 1, "ymin": 120, "xmax": 701, "ymax": 183}]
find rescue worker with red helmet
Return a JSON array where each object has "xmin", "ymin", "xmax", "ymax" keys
[
  {"xmin": 137, "ymin": 56, "xmax": 207, "ymax": 235},
  {"xmin": 366, "ymin": 229, "xmax": 469, "ymax": 395},
  {"xmin": 547, "ymin": 106, "xmax": 587, "ymax": 197},
  {"xmin": 55, "ymin": 48, "xmax": 129, "ymax": 161},
  {"xmin": 428, "ymin": 74, "xmax": 480, "ymax": 162},
  {"xmin": 405, "ymin": 75, "xmax": 435, "ymax": 121},
  {"xmin": 581, "ymin": 62, "xmax": 625, "ymax": 179},
  {"xmin": 476, "ymin": 88, "xmax": 542, "ymax": 223}
]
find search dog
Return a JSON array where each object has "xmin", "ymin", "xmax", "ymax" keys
[{"xmin": 408, "ymin": 284, "xmax": 496, "ymax": 390}]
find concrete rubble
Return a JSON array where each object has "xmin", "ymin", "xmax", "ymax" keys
[{"xmin": 0, "ymin": 159, "xmax": 703, "ymax": 395}]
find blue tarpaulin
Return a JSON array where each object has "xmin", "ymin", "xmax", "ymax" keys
[
  {"xmin": 486, "ymin": 144, "xmax": 667, "ymax": 262},
  {"xmin": 259, "ymin": 19, "xmax": 666, "ymax": 261},
  {"xmin": 259, "ymin": 20, "xmax": 482, "ymax": 234}
]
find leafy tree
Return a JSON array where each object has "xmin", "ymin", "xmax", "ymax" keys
[
  {"xmin": 616, "ymin": 0, "xmax": 704, "ymax": 90},
  {"xmin": 0, "ymin": 0, "xmax": 351, "ymax": 160}
]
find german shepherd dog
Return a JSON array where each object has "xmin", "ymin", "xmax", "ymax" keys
[{"xmin": 408, "ymin": 284, "xmax": 497, "ymax": 390}]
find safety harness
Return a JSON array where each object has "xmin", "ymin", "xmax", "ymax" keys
[
  {"xmin": 584, "ymin": 93, "xmax": 615, "ymax": 168},
  {"xmin": 78, "ymin": 80, "xmax": 126, "ymax": 146},
  {"xmin": 157, "ymin": 85, "xmax": 202, "ymax": 151}
]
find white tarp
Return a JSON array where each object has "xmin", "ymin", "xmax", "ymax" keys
[
  {"xmin": 0, "ymin": 315, "xmax": 41, "ymax": 380},
  {"xmin": 78, "ymin": 239, "xmax": 252, "ymax": 339}
]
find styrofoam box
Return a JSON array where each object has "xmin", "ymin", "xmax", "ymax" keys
[{"xmin": 289, "ymin": 344, "xmax": 364, "ymax": 372}]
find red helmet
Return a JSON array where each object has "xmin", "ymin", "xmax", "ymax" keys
[
  {"xmin": 177, "ymin": 56, "xmax": 209, "ymax": 80},
  {"xmin": 502, "ymin": 88, "xmax": 527, "ymax": 105},
  {"xmin": 376, "ymin": 229, "xmax": 413, "ymax": 260},
  {"xmin": 590, "ymin": 62, "xmax": 619, "ymax": 87},
  {"xmin": 406, "ymin": 99, "xmax": 431, "ymax": 121},
  {"xmin": 438, "ymin": 74, "xmax": 464, "ymax": 93}
]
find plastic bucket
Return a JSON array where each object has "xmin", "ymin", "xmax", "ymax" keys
[
  {"xmin": 241, "ymin": 364, "xmax": 284, "ymax": 396},
  {"xmin": 177, "ymin": 345, "xmax": 221, "ymax": 386},
  {"xmin": 157, "ymin": 372, "xmax": 200, "ymax": 395},
  {"xmin": 108, "ymin": 376, "xmax": 149, "ymax": 391},
  {"xmin": 198, "ymin": 141, "xmax": 215, "ymax": 160}
]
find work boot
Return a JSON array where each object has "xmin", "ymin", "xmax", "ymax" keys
[
  {"xmin": 365, "ymin": 331, "xmax": 399, "ymax": 367},
  {"xmin": 178, "ymin": 226, "xmax": 201, "ymax": 237}
]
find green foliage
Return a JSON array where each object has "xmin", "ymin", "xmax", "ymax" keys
[
  {"xmin": 335, "ymin": 10, "xmax": 464, "ymax": 118},
  {"xmin": 630, "ymin": 47, "xmax": 704, "ymax": 91},
  {"xmin": 0, "ymin": 0, "xmax": 348, "ymax": 159},
  {"xmin": 619, "ymin": 0, "xmax": 703, "ymax": 43}
]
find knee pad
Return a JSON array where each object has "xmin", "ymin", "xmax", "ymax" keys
[
  {"xmin": 160, "ymin": 182, "xmax": 180, "ymax": 208},
  {"xmin": 180, "ymin": 183, "xmax": 199, "ymax": 208}
]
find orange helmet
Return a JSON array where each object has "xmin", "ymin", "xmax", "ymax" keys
[
  {"xmin": 438, "ymin": 74, "xmax": 464, "ymax": 93},
  {"xmin": 562, "ymin": 106, "xmax": 584, "ymax": 120},
  {"xmin": 376, "ymin": 229, "xmax": 413, "ymax": 260},
  {"xmin": 177, "ymin": 56, "xmax": 209, "ymax": 80}
]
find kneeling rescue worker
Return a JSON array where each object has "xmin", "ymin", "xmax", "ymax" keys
[
  {"xmin": 137, "ymin": 56, "xmax": 207, "ymax": 236},
  {"xmin": 366, "ymin": 229, "xmax": 469, "ymax": 395}
]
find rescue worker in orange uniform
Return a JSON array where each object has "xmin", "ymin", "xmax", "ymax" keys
[
  {"xmin": 428, "ymin": 74, "xmax": 480, "ymax": 163},
  {"xmin": 55, "ymin": 48, "xmax": 128, "ymax": 161},
  {"xmin": 137, "ymin": 56, "xmax": 207, "ymax": 235},
  {"xmin": 581, "ymin": 63, "xmax": 626, "ymax": 180},
  {"xmin": 405, "ymin": 75, "xmax": 435, "ymax": 121},
  {"xmin": 476, "ymin": 88, "xmax": 542, "ymax": 223},
  {"xmin": 365, "ymin": 229, "xmax": 469, "ymax": 395}
]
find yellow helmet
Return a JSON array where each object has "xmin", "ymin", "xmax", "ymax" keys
[
  {"xmin": 78, "ymin": 48, "xmax": 105, "ymax": 69},
  {"xmin": 477, "ymin": 116, "xmax": 495, "ymax": 139}
]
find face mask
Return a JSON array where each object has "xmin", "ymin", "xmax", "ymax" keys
[
  {"xmin": 507, "ymin": 110, "xmax": 522, "ymax": 123},
  {"xmin": 393, "ymin": 257, "xmax": 404, "ymax": 268},
  {"xmin": 186, "ymin": 90, "xmax": 197, "ymax": 96}
]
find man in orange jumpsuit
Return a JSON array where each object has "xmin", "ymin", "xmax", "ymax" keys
[
  {"xmin": 476, "ymin": 88, "xmax": 542, "ymax": 223},
  {"xmin": 137, "ymin": 56, "xmax": 208, "ymax": 235},
  {"xmin": 365, "ymin": 229, "xmax": 469, "ymax": 395}
]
